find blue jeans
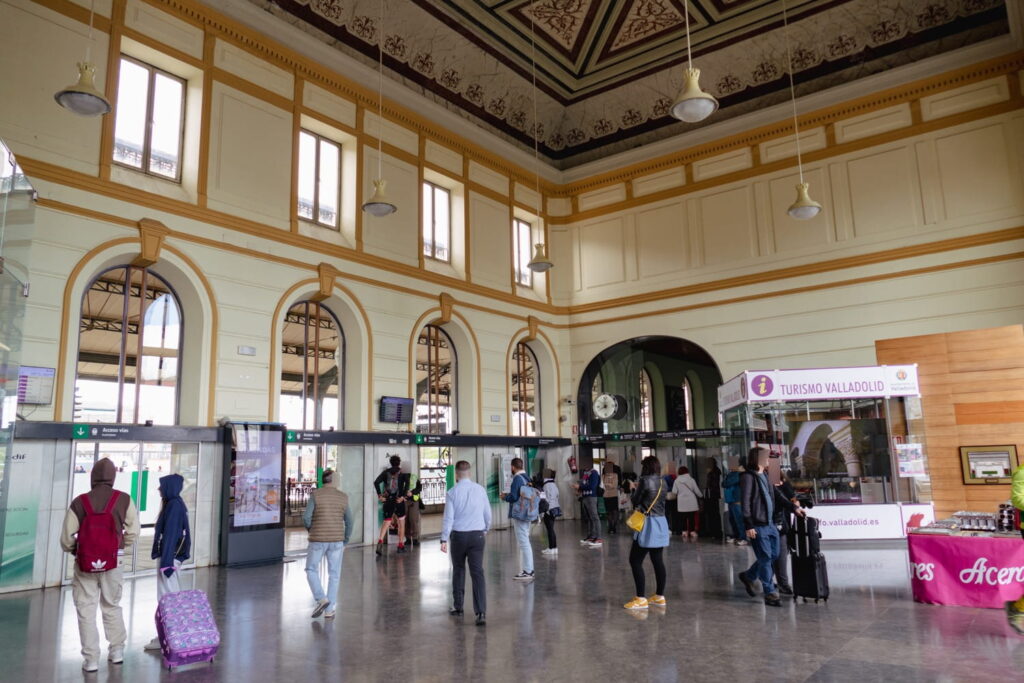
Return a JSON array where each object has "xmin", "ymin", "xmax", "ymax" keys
[
  {"xmin": 512, "ymin": 519, "xmax": 534, "ymax": 573},
  {"xmin": 744, "ymin": 525, "xmax": 780, "ymax": 595},
  {"xmin": 306, "ymin": 541, "xmax": 345, "ymax": 611}
]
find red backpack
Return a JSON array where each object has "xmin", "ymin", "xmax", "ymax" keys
[{"xmin": 75, "ymin": 491, "xmax": 122, "ymax": 573}]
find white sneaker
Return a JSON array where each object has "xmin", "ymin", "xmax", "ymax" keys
[
  {"xmin": 143, "ymin": 637, "xmax": 161, "ymax": 651},
  {"xmin": 108, "ymin": 647, "xmax": 124, "ymax": 664},
  {"xmin": 585, "ymin": 539, "xmax": 604, "ymax": 548},
  {"xmin": 82, "ymin": 660, "xmax": 98, "ymax": 673},
  {"xmin": 542, "ymin": 548, "xmax": 558, "ymax": 556},
  {"xmin": 513, "ymin": 571, "xmax": 535, "ymax": 581}
]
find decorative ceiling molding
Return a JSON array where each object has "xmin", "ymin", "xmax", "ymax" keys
[{"xmin": 258, "ymin": 0, "xmax": 1009, "ymax": 166}]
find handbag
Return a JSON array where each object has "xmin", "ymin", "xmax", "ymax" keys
[{"xmin": 626, "ymin": 481, "xmax": 663, "ymax": 533}]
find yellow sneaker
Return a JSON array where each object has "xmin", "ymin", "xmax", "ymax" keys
[
  {"xmin": 624, "ymin": 596, "xmax": 649, "ymax": 610},
  {"xmin": 648, "ymin": 595, "xmax": 667, "ymax": 606}
]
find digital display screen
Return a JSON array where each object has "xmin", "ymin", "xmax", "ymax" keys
[
  {"xmin": 379, "ymin": 396, "xmax": 414, "ymax": 424},
  {"xmin": 17, "ymin": 366, "xmax": 55, "ymax": 405},
  {"xmin": 231, "ymin": 424, "xmax": 284, "ymax": 528}
]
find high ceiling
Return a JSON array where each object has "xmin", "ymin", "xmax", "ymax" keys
[{"xmin": 258, "ymin": 0, "xmax": 1010, "ymax": 167}]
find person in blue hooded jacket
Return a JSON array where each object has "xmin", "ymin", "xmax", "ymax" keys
[{"xmin": 144, "ymin": 473, "xmax": 191, "ymax": 651}]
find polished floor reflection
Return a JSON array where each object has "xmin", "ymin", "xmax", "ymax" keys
[{"xmin": 2, "ymin": 524, "xmax": 1022, "ymax": 682}]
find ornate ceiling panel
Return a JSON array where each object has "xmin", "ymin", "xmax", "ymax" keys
[{"xmin": 257, "ymin": 0, "xmax": 1010, "ymax": 167}]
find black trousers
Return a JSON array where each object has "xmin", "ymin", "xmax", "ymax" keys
[
  {"xmin": 542, "ymin": 512, "xmax": 557, "ymax": 549},
  {"xmin": 772, "ymin": 523, "xmax": 791, "ymax": 587},
  {"xmin": 603, "ymin": 497, "xmax": 619, "ymax": 532},
  {"xmin": 450, "ymin": 530, "xmax": 486, "ymax": 615},
  {"xmin": 629, "ymin": 540, "xmax": 667, "ymax": 597}
]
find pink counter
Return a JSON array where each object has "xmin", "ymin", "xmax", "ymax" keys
[{"xmin": 907, "ymin": 533, "xmax": 1024, "ymax": 608}]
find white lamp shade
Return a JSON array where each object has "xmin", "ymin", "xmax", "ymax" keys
[
  {"xmin": 54, "ymin": 62, "xmax": 111, "ymax": 116},
  {"xmin": 362, "ymin": 178, "xmax": 397, "ymax": 217},
  {"xmin": 670, "ymin": 68, "xmax": 718, "ymax": 123},
  {"xmin": 788, "ymin": 182, "xmax": 822, "ymax": 220},
  {"xmin": 527, "ymin": 243, "xmax": 554, "ymax": 273}
]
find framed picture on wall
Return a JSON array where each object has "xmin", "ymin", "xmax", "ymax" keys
[{"xmin": 959, "ymin": 445, "xmax": 1019, "ymax": 485}]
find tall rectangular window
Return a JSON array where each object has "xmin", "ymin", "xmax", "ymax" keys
[
  {"xmin": 513, "ymin": 218, "xmax": 533, "ymax": 287},
  {"xmin": 297, "ymin": 130, "xmax": 341, "ymax": 229},
  {"xmin": 113, "ymin": 57, "xmax": 185, "ymax": 182},
  {"xmin": 422, "ymin": 182, "xmax": 451, "ymax": 262}
]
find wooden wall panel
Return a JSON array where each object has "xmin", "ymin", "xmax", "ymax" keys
[{"xmin": 876, "ymin": 324, "xmax": 1024, "ymax": 518}]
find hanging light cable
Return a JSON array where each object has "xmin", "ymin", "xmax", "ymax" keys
[
  {"xmin": 362, "ymin": 0, "xmax": 397, "ymax": 217},
  {"xmin": 55, "ymin": 0, "xmax": 111, "ymax": 116},
  {"xmin": 526, "ymin": 2, "xmax": 553, "ymax": 274},
  {"xmin": 783, "ymin": 0, "xmax": 822, "ymax": 220},
  {"xmin": 670, "ymin": 0, "xmax": 717, "ymax": 123}
]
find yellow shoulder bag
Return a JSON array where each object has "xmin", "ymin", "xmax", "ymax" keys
[{"xmin": 626, "ymin": 481, "xmax": 663, "ymax": 533}]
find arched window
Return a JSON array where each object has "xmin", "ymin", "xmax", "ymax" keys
[
  {"xmin": 639, "ymin": 368, "xmax": 653, "ymax": 432},
  {"xmin": 415, "ymin": 324, "xmax": 456, "ymax": 434},
  {"xmin": 279, "ymin": 301, "xmax": 343, "ymax": 430},
  {"xmin": 74, "ymin": 266, "xmax": 182, "ymax": 424},
  {"xmin": 682, "ymin": 376, "xmax": 695, "ymax": 430},
  {"xmin": 511, "ymin": 342, "xmax": 539, "ymax": 437}
]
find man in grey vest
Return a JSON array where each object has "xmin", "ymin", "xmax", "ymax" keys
[{"xmin": 303, "ymin": 469, "xmax": 353, "ymax": 619}]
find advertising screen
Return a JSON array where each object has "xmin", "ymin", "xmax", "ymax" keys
[{"xmin": 231, "ymin": 425, "xmax": 284, "ymax": 528}]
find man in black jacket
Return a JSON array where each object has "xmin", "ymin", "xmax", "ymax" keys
[{"xmin": 737, "ymin": 448, "xmax": 803, "ymax": 606}]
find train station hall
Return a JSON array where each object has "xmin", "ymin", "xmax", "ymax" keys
[{"xmin": 0, "ymin": 0, "xmax": 1023, "ymax": 681}]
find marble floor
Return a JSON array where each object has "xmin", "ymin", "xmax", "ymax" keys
[{"xmin": 1, "ymin": 523, "xmax": 1021, "ymax": 682}]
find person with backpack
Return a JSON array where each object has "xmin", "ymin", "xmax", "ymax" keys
[
  {"xmin": 144, "ymin": 473, "xmax": 192, "ymax": 650},
  {"xmin": 373, "ymin": 455, "xmax": 409, "ymax": 555},
  {"xmin": 503, "ymin": 457, "xmax": 536, "ymax": 581},
  {"xmin": 404, "ymin": 471, "xmax": 424, "ymax": 547},
  {"xmin": 723, "ymin": 461, "xmax": 747, "ymax": 545},
  {"xmin": 540, "ymin": 469, "xmax": 561, "ymax": 556},
  {"xmin": 303, "ymin": 469, "xmax": 352, "ymax": 620},
  {"xmin": 59, "ymin": 457, "xmax": 140, "ymax": 673}
]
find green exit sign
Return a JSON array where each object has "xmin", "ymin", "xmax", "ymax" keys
[
  {"xmin": 286, "ymin": 431, "xmax": 297, "ymax": 442},
  {"xmin": 72, "ymin": 424, "xmax": 91, "ymax": 439},
  {"xmin": 415, "ymin": 434, "xmax": 424, "ymax": 445}
]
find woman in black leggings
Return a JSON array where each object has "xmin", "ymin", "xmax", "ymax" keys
[{"xmin": 624, "ymin": 455, "xmax": 669, "ymax": 610}]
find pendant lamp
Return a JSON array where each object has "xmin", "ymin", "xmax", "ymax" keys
[
  {"xmin": 525, "ymin": 2, "xmax": 554, "ymax": 274},
  {"xmin": 670, "ymin": 0, "xmax": 717, "ymax": 123},
  {"xmin": 527, "ymin": 243, "xmax": 553, "ymax": 273},
  {"xmin": 782, "ymin": 0, "xmax": 822, "ymax": 220},
  {"xmin": 363, "ymin": 0, "xmax": 397, "ymax": 217},
  {"xmin": 55, "ymin": 0, "xmax": 111, "ymax": 116}
]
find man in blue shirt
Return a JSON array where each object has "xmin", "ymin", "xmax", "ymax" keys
[
  {"xmin": 574, "ymin": 466, "xmax": 603, "ymax": 547},
  {"xmin": 441, "ymin": 460, "xmax": 492, "ymax": 626}
]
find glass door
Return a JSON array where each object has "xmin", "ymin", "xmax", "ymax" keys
[{"xmin": 66, "ymin": 441, "xmax": 199, "ymax": 580}]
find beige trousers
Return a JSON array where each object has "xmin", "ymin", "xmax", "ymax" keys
[
  {"xmin": 406, "ymin": 500, "xmax": 421, "ymax": 541},
  {"xmin": 72, "ymin": 566, "xmax": 126, "ymax": 661}
]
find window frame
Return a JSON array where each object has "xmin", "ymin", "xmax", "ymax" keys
[
  {"xmin": 422, "ymin": 181, "xmax": 452, "ymax": 263},
  {"xmin": 513, "ymin": 217, "xmax": 533, "ymax": 287},
  {"xmin": 279, "ymin": 300, "xmax": 345, "ymax": 431},
  {"xmin": 639, "ymin": 368, "xmax": 654, "ymax": 433},
  {"xmin": 297, "ymin": 129, "xmax": 343, "ymax": 231},
  {"xmin": 416, "ymin": 324, "xmax": 457, "ymax": 435},
  {"xmin": 74, "ymin": 265, "xmax": 183, "ymax": 425},
  {"xmin": 512, "ymin": 341, "xmax": 539, "ymax": 437},
  {"xmin": 112, "ymin": 55, "xmax": 187, "ymax": 183}
]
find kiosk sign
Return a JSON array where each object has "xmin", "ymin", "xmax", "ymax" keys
[{"xmin": 733, "ymin": 365, "xmax": 919, "ymax": 403}]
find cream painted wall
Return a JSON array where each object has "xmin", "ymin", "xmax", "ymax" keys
[
  {"xmin": 2, "ymin": 0, "xmax": 1023, "ymax": 445},
  {"xmin": 560, "ymin": 108, "xmax": 1024, "ymax": 309}
]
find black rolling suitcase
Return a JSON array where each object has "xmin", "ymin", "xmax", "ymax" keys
[{"xmin": 789, "ymin": 515, "xmax": 829, "ymax": 603}]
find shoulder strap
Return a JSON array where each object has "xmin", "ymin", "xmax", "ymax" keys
[
  {"xmin": 645, "ymin": 481, "xmax": 663, "ymax": 515},
  {"xmin": 102, "ymin": 490, "xmax": 121, "ymax": 514},
  {"xmin": 79, "ymin": 493, "xmax": 95, "ymax": 515}
]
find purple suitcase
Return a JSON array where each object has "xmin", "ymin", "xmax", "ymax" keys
[{"xmin": 155, "ymin": 589, "xmax": 220, "ymax": 670}]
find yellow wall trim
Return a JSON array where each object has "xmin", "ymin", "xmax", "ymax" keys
[
  {"xmin": 35, "ymin": 198, "xmax": 1024, "ymax": 329},
  {"xmin": 568, "ymin": 251, "xmax": 1024, "ymax": 329}
]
